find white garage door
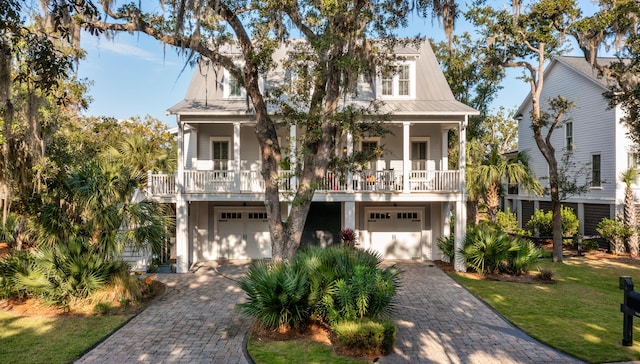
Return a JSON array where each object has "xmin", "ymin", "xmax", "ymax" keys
[
  {"xmin": 217, "ymin": 210, "xmax": 271, "ymax": 259},
  {"xmin": 366, "ymin": 210, "xmax": 422, "ymax": 259}
]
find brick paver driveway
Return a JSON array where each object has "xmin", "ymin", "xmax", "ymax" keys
[{"xmin": 75, "ymin": 260, "xmax": 581, "ymax": 364}]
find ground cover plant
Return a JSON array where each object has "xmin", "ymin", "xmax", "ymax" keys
[{"xmin": 449, "ymin": 255, "xmax": 640, "ymax": 363}]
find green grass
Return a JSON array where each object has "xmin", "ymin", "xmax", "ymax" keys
[
  {"xmin": 451, "ymin": 256, "xmax": 640, "ymax": 363},
  {"xmin": 248, "ymin": 335, "xmax": 368, "ymax": 364},
  {"xmin": 0, "ymin": 311, "xmax": 130, "ymax": 363}
]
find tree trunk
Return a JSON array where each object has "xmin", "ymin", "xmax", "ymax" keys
[
  {"xmin": 486, "ymin": 183, "xmax": 499, "ymax": 222},
  {"xmin": 0, "ymin": 38, "xmax": 13, "ymax": 226},
  {"xmin": 550, "ymin": 192, "xmax": 563, "ymax": 262},
  {"xmin": 625, "ymin": 187, "xmax": 638, "ymax": 257},
  {"xmin": 467, "ymin": 199, "xmax": 479, "ymax": 225}
]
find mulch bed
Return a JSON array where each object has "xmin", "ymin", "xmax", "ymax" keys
[{"xmin": 0, "ymin": 279, "xmax": 166, "ymax": 317}]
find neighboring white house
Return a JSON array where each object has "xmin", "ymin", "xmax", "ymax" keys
[
  {"xmin": 145, "ymin": 40, "xmax": 478, "ymax": 273},
  {"xmin": 507, "ymin": 56, "xmax": 637, "ymax": 235}
]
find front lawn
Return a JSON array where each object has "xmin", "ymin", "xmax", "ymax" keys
[
  {"xmin": 248, "ymin": 336, "xmax": 368, "ymax": 364},
  {"xmin": 451, "ymin": 255, "xmax": 640, "ymax": 363},
  {"xmin": 0, "ymin": 311, "xmax": 129, "ymax": 363}
]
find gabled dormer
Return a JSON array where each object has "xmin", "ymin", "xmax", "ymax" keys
[{"xmin": 377, "ymin": 59, "xmax": 417, "ymax": 99}]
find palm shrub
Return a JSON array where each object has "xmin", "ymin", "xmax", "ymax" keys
[
  {"xmin": 0, "ymin": 250, "xmax": 32, "ymax": 298},
  {"xmin": 238, "ymin": 260, "xmax": 311, "ymax": 330},
  {"xmin": 436, "ymin": 234, "xmax": 455, "ymax": 262},
  {"xmin": 462, "ymin": 223, "xmax": 542, "ymax": 275},
  {"xmin": 239, "ymin": 245, "xmax": 401, "ymax": 328},
  {"xmin": 506, "ymin": 236, "xmax": 542, "ymax": 275},
  {"xmin": 462, "ymin": 223, "xmax": 511, "ymax": 274},
  {"xmin": 294, "ymin": 245, "xmax": 400, "ymax": 325},
  {"xmin": 12, "ymin": 237, "xmax": 129, "ymax": 307}
]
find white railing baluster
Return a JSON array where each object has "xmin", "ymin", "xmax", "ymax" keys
[{"xmin": 146, "ymin": 169, "xmax": 460, "ymax": 195}]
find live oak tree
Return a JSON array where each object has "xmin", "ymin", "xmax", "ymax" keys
[
  {"xmin": 569, "ymin": 0, "xmax": 640, "ymax": 143},
  {"xmin": 468, "ymin": 0, "xmax": 581, "ymax": 262},
  {"xmin": 71, "ymin": 0, "xmax": 459, "ymax": 260},
  {"xmin": 0, "ymin": 0, "xmax": 96, "ymax": 227}
]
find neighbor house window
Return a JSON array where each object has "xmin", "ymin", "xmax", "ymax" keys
[
  {"xmin": 565, "ymin": 121, "xmax": 573, "ymax": 152},
  {"xmin": 379, "ymin": 62, "xmax": 415, "ymax": 98},
  {"xmin": 592, "ymin": 154, "xmax": 601, "ymax": 187}
]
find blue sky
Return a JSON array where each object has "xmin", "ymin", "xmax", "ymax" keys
[{"xmin": 76, "ymin": 7, "xmax": 592, "ymax": 127}]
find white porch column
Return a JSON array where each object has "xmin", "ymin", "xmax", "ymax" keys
[
  {"xmin": 577, "ymin": 203, "xmax": 585, "ymax": 235},
  {"xmin": 441, "ymin": 128, "xmax": 449, "ymax": 170},
  {"xmin": 233, "ymin": 122, "xmax": 241, "ymax": 193},
  {"xmin": 442, "ymin": 202, "xmax": 451, "ymax": 262},
  {"xmin": 176, "ymin": 118, "xmax": 189, "ymax": 273},
  {"xmin": 344, "ymin": 201, "xmax": 355, "ymax": 231},
  {"xmin": 454, "ymin": 116, "xmax": 467, "ymax": 272},
  {"xmin": 347, "ymin": 131, "xmax": 354, "ymax": 192},
  {"xmin": 403, "ymin": 122, "xmax": 411, "ymax": 193}
]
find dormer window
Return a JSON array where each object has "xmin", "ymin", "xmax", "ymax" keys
[
  {"xmin": 378, "ymin": 61, "xmax": 416, "ymax": 99},
  {"xmin": 224, "ymin": 67, "xmax": 245, "ymax": 99}
]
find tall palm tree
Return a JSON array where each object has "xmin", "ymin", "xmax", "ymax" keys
[
  {"xmin": 474, "ymin": 147, "xmax": 543, "ymax": 222},
  {"xmin": 621, "ymin": 167, "xmax": 639, "ymax": 257}
]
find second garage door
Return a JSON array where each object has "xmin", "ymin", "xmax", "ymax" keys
[
  {"xmin": 217, "ymin": 210, "xmax": 271, "ymax": 259},
  {"xmin": 366, "ymin": 209, "xmax": 423, "ymax": 259}
]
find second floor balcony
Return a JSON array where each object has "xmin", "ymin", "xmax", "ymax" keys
[{"xmin": 147, "ymin": 167, "xmax": 460, "ymax": 196}]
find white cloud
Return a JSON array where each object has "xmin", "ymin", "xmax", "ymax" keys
[{"xmin": 82, "ymin": 34, "xmax": 177, "ymax": 66}]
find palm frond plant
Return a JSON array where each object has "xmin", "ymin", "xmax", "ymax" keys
[
  {"xmin": 474, "ymin": 147, "xmax": 543, "ymax": 222},
  {"xmin": 506, "ymin": 237, "xmax": 542, "ymax": 275},
  {"xmin": 13, "ymin": 236, "xmax": 130, "ymax": 308},
  {"xmin": 238, "ymin": 260, "xmax": 311, "ymax": 330}
]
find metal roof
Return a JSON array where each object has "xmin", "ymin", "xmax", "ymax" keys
[{"xmin": 167, "ymin": 39, "xmax": 478, "ymax": 117}]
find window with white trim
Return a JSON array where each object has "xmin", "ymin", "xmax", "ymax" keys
[
  {"xmin": 211, "ymin": 138, "xmax": 230, "ymax": 170},
  {"xmin": 361, "ymin": 140, "xmax": 380, "ymax": 170},
  {"xmin": 565, "ymin": 121, "xmax": 573, "ymax": 152},
  {"xmin": 591, "ymin": 154, "xmax": 601, "ymax": 187},
  {"xmin": 411, "ymin": 139, "xmax": 429, "ymax": 170},
  {"xmin": 378, "ymin": 61, "xmax": 416, "ymax": 99},
  {"xmin": 223, "ymin": 67, "xmax": 245, "ymax": 99}
]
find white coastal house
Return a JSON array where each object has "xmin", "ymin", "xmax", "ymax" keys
[
  {"xmin": 507, "ymin": 56, "xmax": 638, "ymax": 235},
  {"xmin": 145, "ymin": 40, "xmax": 478, "ymax": 273}
]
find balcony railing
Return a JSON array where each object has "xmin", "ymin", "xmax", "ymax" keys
[{"xmin": 146, "ymin": 169, "xmax": 460, "ymax": 196}]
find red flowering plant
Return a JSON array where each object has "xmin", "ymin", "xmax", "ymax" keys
[{"xmin": 340, "ymin": 228, "xmax": 358, "ymax": 247}]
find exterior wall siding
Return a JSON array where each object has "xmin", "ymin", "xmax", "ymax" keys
[{"xmin": 518, "ymin": 59, "xmax": 625, "ymax": 207}]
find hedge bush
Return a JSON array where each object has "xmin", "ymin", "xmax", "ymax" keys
[
  {"xmin": 526, "ymin": 207, "xmax": 579, "ymax": 238},
  {"xmin": 332, "ymin": 317, "xmax": 397, "ymax": 356}
]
